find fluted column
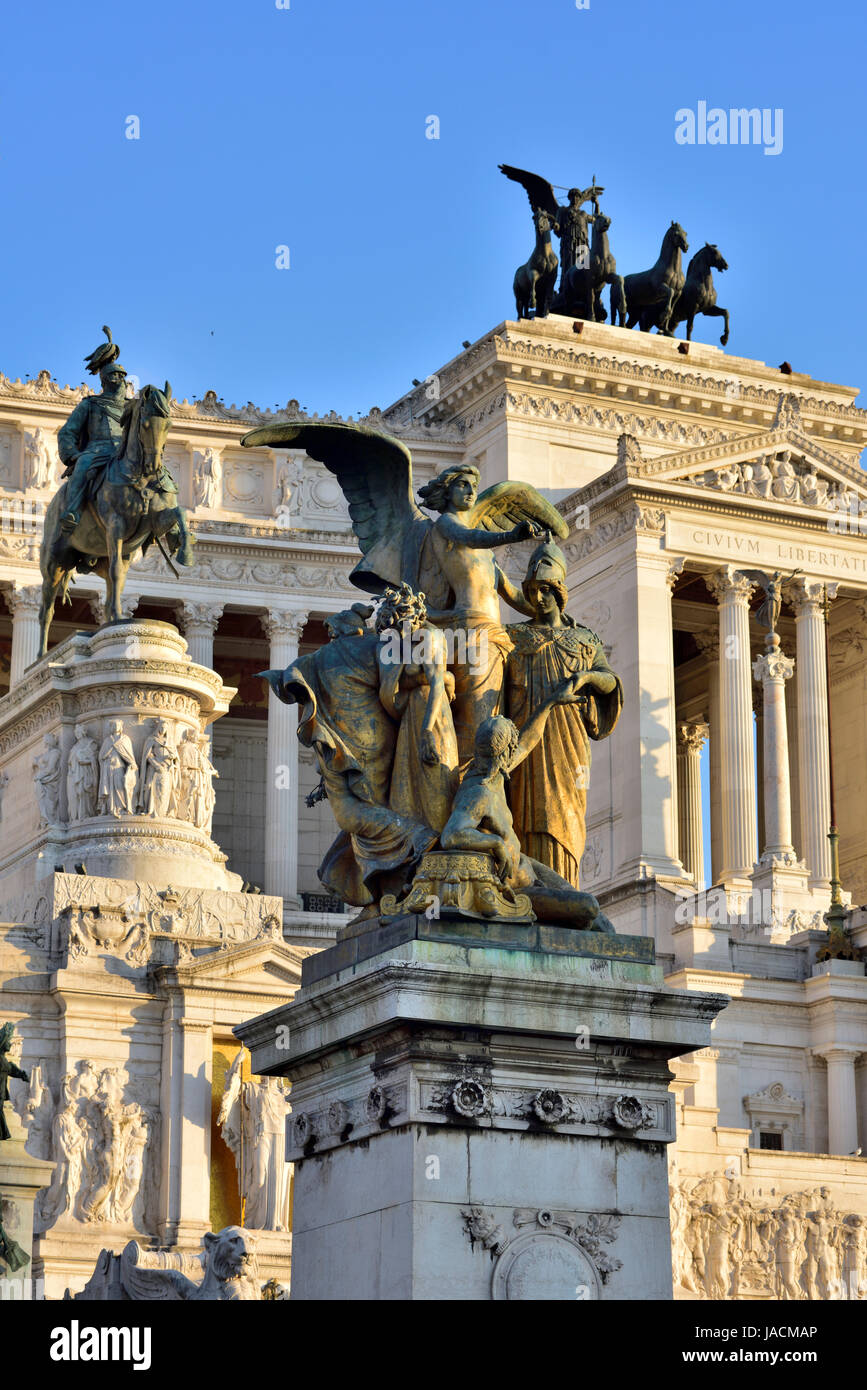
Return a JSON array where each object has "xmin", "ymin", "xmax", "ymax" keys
[
  {"xmin": 705, "ymin": 567, "xmax": 757, "ymax": 881},
  {"xmin": 676, "ymin": 722, "xmax": 708, "ymax": 884},
  {"xmin": 695, "ymin": 630, "xmax": 722, "ymax": 883},
  {"xmin": 263, "ymin": 608, "xmax": 308, "ymax": 907},
  {"xmin": 181, "ymin": 600, "xmax": 223, "ymax": 670},
  {"xmin": 817, "ymin": 1047, "xmax": 860, "ymax": 1156},
  {"xmin": 7, "ymin": 583, "xmax": 43, "ymax": 686},
  {"xmin": 752, "ymin": 645, "xmax": 796, "ymax": 864},
  {"xmin": 787, "ymin": 578, "xmax": 837, "ymax": 888}
]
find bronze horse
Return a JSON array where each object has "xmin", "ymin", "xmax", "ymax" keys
[
  {"xmin": 615, "ymin": 221, "xmax": 688, "ymax": 334},
  {"xmin": 553, "ymin": 212, "xmax": 626, "ymax": 324},
  {"xmin": 513, "ymin": 208, "xmax": 559, "ymax": 319},
  {"xmin": 668, "ymin": 243, "xmax": 729, "ymax": 345},
  {"xmin": 38, "ymin": 382, "xmax": 193, "ymax": 656}
]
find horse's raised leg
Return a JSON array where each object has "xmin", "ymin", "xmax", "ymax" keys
[
  {"xmin": 38, "ymin": 561, "xmax": 65, "ymax": 658},
  {"xmin": 105, "ymin": 524, "xmax": 128, "ymax": 623},
  {"xmin": 704, "ymin": 304, "xmax": 730, "ymax": 346}
]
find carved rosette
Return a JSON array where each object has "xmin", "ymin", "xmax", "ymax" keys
[
  {"xmin": 380, "ymin": 850, "xmax": 534, "ymax": 923},
  {"xmin": 450, "ymin": 1080, "xmax": 491, "ymax": 1120}
]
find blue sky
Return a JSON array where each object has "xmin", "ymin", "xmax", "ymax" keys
[{"xmin": 1, "ymin": 0, "xmax": 864, "ymax": 415}]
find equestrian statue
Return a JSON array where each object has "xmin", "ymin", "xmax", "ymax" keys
[{"xmin": 37, "ymin": 327, "xmax": 194, "ymax": 657}]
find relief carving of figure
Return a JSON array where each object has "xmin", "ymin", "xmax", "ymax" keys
[
  {"xmin": 66, "ymin": 724, "xmax": 99, "ymax": 821},
  {"xmin": 506, "ymin": 536, "xmax": 622, "ymax": 887},
  {"xmin": 33, "ymin": 732, "xmax": 62, "ymax": 825},
  {"xmin": 137, "ymin": 718, "xmax": 180, "ymax": 818},
  {"xmin": 193, "ymin": 447, "xmax": 222, "ymax": 509},
  {"xmin": 771, "ymin": 450, "xmax": 800, "ymax": 502},
  {"xmin": 23, "ymin": 426, "xmax": 59, "ymax": 489},
  {"xmin": 98, "ymin": 720, "xmax": 138, "ymax": 816}
]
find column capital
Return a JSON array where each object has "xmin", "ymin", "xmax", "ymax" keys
[
  {"xmin": 753, "ymin": 650, "xmax": 794, "ymax": 685},
  {"xmin": 784, "ymin": 576, "xmax": 838, "ymax": 617},
  {"xmin": 263, "ymin": 608, "xmax": 309, "ymax": 644},
  {"xmin": 86, "ymin": 593, "xmax": 106, "ymax": 626},
  {"xmin": 694, "ymin": 628, "xmax": 720, "ymax": 661},
  {"xmin": 704, "ymin": 565, "xmax": 755, "ymax": 606},
  {"xmin": 677, "ymin": 721, "xmax": 709, "ymax": 753},
  {"xmin": 5, "ymin": 581, "xmax": 42, "ymax": 617},
  {"xmin": 181, "ymin": 600, "xmax": 224, "ymax": 635},
  {"xmin": 812, "ymin": 1045, "xmax": 862, "ymax": 1065},
  {"xmin": 665, "ymin": 556, "xmax": 685, "ymax": 591}
]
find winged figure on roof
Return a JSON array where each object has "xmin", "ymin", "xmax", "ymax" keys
[{"xmin": 499, "ymin": 164, "xmax": 604, "ymax": 289}]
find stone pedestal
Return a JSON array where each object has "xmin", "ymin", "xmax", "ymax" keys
[
  {"xmin": 238, "ymin": 915, "xmax": 727, "ymax": 1301},
  {"xmin": 0, "ymin": 1103, "xmax": 54, "ymax": 1299},
  {"xmin": 0, "ymin": 616, "xmax": 298, "ymax": 1298},
  {"xmin": 0, "ymin": 619, "xmax": 239, "ymax": 912}
]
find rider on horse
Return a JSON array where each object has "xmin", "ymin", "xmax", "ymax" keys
[{"xmin": 57, "ymin": 327, "xmax": 184, "ymax": 551}]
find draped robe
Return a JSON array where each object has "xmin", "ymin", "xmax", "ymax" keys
[{"xmin": 506, "ymin": 621, "xmax": 622, "ymax": 887}]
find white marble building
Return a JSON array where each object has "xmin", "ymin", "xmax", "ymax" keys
[{"xmin": 3, "ymin": 316, "xmax": 867, "ymax": 1298}]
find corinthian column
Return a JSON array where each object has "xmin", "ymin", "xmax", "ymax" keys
[
  {"xmin": 181, "ymin": 600, "xmax": 224, "ymax": 669},
  {"xmin": 676, "ymin": 722, "xmax": 708, "ymax": 884},
  {"xmin": 752, "ymin": 644, "xmax": 796, "ymax": 864},
  {"xmin": 705, "ymin": 567, "xmax": 757, "ymax": 882},
  {"xmin": 695, "ymin": 629, "xmax": 722, "ymax": 883},
  {"xmin": 263, "ymin": 608, "xmax": 308, "ymax": 907},
  {"xmin": 786, "ymin": 578, "xmax": 837, "ymax": 888},
  {"xmin": 816, "ymin": 1047, "xmax": 861, "ymax": 1156},
  {"xmin": 7, "ymin": 582, "xmax": 43, "ymax": 686}
]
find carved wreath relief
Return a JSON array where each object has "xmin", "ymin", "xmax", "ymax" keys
[{"xmin": 462, "ymin": 1206, "xmax": 622, "ymax": 1300}]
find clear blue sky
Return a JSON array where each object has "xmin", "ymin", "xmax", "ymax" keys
[{"xmin": 1, "ymin": 0, "xmax": 864, "ymax": 416}]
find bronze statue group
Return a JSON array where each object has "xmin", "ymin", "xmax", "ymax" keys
[{"xmin": 500, "ymin": 163, "xmax": 729, "ymax": 345}]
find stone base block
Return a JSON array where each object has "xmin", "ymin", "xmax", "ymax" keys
[{"xmin": 238, "ymin": 922, "xmax": 728, "ymax": 1301}]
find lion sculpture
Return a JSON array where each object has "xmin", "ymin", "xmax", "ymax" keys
[{"xmin": 70, "ymin": 1226, "xmax": 264, "ymax": 1301}]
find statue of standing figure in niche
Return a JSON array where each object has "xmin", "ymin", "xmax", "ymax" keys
[
  {"xmin": 67, "ymin": 724, "xmax": 100, "ymax": 821},
  {"xmin": 33, "ymin": 732, "xmax": 62, "ymax": 825},
  {"xmin": 218, "ymin": 1054, "xmax": 292, "ymax": 1232},
  {"xmin": 137, "ymin": 718, "xmax": 180, "ymax": 817},
  {"xmin": 506, "ymin": 535, "xmax": 623, "ymax": 887},
  {"xmin": 98, "ymin": 719, "xmax": 138, "ymax": 816}
]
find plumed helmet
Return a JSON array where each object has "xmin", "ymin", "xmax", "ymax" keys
[
  {"xmin": 522, "ymin": 531, "xmax": 568, "ymax": 609},
  {"xmin": 84, "ymin": 325, "xmax": 122, "ymax": 377}
]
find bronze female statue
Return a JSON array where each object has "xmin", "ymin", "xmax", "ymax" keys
[{"xmin": 506, "ymin": 537, "xmax": 622, "ymax": 887}]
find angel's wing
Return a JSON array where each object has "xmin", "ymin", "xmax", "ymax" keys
[
  {"xmin": 241, "ymin": 421, "xmax": 428, "ymax": 594},
  {"xmin": 217, "ymin": 1053, "xmax": 244, "ymax": 1164},
  {"xmin": 468, "ymin": 481, "xmax": 569, "ymax": 539},
  {"xmin": 120, "ymin": 1242, "xmax": 201, "ymax": 1301},
  {"xmin": 498, "ymin": 164, "xmax": 560, "ymax": 220}
]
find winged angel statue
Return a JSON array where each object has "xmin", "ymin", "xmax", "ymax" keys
[{"xmin": 242, "ymin": 422, "xmax": 617, "ymax": 931}]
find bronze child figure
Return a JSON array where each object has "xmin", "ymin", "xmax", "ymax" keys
[{"xmin": 440, "ymin": 694, "xmax": 615, "ymax": 933}]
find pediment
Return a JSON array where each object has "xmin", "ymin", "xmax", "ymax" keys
[
  {"xmin": 155, "ymin": 934, "xmax": 309, "ymax": 989},
  {"xmin": 637, "ymin": 425, "xmax": 867, "ymax": 513}
]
